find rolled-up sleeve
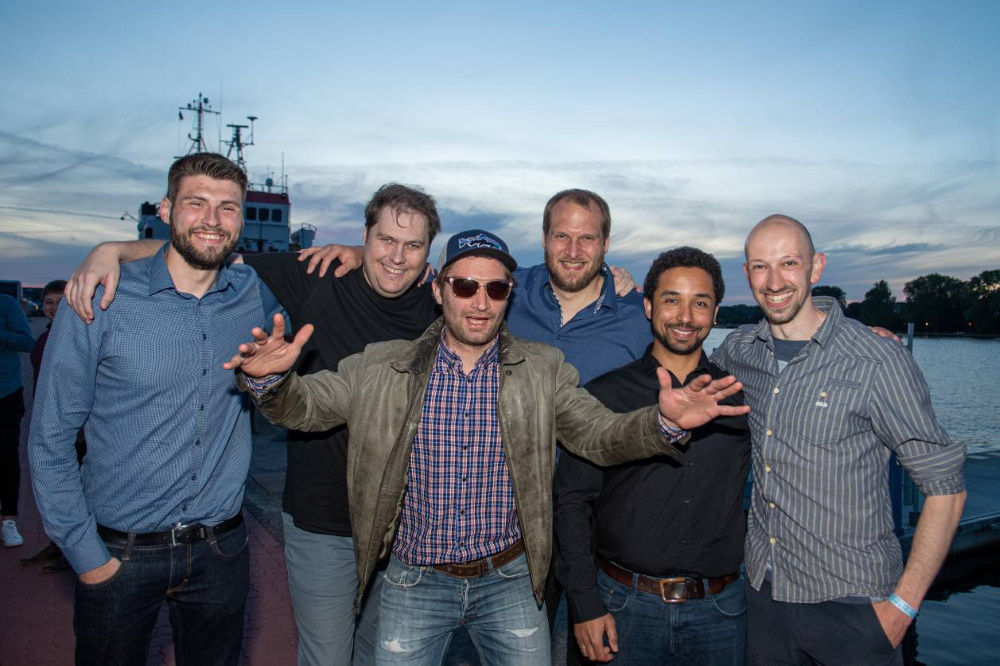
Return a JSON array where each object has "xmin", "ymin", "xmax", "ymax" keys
[{"xmin": 870, "ymin": 345, "xmax": 966, "ymax": 496}]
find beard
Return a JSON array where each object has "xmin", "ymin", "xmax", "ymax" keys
[
  {"xmin": 169, "ymin": 220, "xmax": 240, "ymax": 271},
  {"xmin": 652, "ymin": 323, "xmax": 706, "ymax": 356},
  {"xmin": 545, "ymin": 252, "xmax": 604, "ymax": 293}
]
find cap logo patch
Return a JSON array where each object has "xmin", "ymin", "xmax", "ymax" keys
[{"xmin": 458, "ymin": 234, "xmax": 502, "ymax": 251}]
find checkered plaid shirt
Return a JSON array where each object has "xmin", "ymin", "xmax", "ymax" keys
[{"xmin": 392, "ymin": 335, "xmax": 521, "ymax": 565}]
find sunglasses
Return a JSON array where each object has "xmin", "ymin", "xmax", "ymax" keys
[{"xmin": 443, "ymin": 276, "xmax": 514, "ymax": 301}]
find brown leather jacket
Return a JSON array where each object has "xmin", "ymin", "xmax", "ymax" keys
[{"xmin": 244, "ymin": 318, "xmax": 681, "ymax": 605}]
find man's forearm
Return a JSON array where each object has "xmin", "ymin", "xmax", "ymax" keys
[
  {"xmin": 107, "ymin": 239, "xmax": 166, "ymax": 262},
  {"xmin": 895, "ymin": 491, "xmax": 966, "ymax": 607}
]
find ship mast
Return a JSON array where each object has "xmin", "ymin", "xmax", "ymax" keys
[
  {"xmin": 177, "ymin": 93, "xmax": 220, "ymax": 155},
  {"xmin": 223, "ymin": 116, "xmax": 257, "ymax": 172}
]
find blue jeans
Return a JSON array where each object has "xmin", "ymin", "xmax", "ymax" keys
[
  {"xmin": 377, "ymin": 553, "xmax": 549, "ymax": 665},
  {"xmin": 283, "ymin": 512, "xmax": 381, "ymax": 666},
  {"xmin": 599, "ymin": 568, "xmax": 746, "ymax": 665},
  {"xmin": 73, "ymin": 520, "xmax": 250, "ymax": 666}
]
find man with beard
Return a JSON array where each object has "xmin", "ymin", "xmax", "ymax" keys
[
  {"xmin": 227, "ymin": 229, "xmax": 750, "ymax": 666},
  {"xmin": 506, "ymin": 189, "xmax": 649, "ymax": 387},
  {"xmin": 554, "ymin": 247, "xmax": 750, "ymax": 664},
  {"xmin": 712, "ymin": 214, "xmax": 966, "ymax": 665},
  {"xmin": 29, "ymin": 153, "xmax": 283, "ymax": 665}
]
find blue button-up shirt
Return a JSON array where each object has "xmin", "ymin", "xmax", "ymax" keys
[
  {"xmin": 505, "ymin": 264, "xmax": 649, "ymax": 385},
  {"xmin": 0, "ymin": 293, "xmax": 35, "ymax": 398},
  {"xmin": 29, "ymin": 246, "xmax": 283, "ymax": 573}
]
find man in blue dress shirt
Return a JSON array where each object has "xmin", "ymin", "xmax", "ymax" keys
[{"xmin": 29, "ymin": 153, "xmax": 283, "ymax": 666}]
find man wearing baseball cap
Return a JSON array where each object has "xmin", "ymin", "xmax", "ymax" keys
[{"xmin": 228, "ymin": 229, "xmax": 750, "ymax": 665}]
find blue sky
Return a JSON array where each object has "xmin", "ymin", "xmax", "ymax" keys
[{"xmin": 2, "ymin": 1, "xmax": 998, "ymax": 302}]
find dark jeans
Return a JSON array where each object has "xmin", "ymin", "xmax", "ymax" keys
[
  {"xmin": 746, "ymin": 578, "xmax": 902, "ymax": 665},
  {"xmin": 74, "ymin": 520, "xmax": 250, "ymax": 666},
  {"xmin": 0, "ymin": 389, "xmax": 24, "ymax": 516},
  {"xmin": 599, "ymin": 568, "xmax": 746, "ymax": 665}
]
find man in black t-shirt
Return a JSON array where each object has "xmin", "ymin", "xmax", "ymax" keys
[
  {"xmin": 553, "ymin": 247, "xmax": 751, "ymax": 665},
  {"xmin": 65, "ymin": 183, "xmax": 442, "ymax": 666}
]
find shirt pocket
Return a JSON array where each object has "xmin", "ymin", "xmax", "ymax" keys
[{"xmin": 795, "ymin": 378, "xmax": 866, "ymax": 445}]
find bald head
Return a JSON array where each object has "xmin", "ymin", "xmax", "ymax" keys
[{"xmin": 744, "ymin": 214, "xmax": 815, "ymax": 259}]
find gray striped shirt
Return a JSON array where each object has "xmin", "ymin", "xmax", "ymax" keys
[{"xmin": 712, "ymin": 297, "xmax": 966, "ymax": 603}]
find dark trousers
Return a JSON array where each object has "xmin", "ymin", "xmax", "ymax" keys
[
  {"xmin": 74, "ymin": 520, "xmax": 250, "ymax": 666},
  {"xmin": 746, "ymin": 579, "xmax": 902, "ymax": 666},
  {"xmin": 0, "ymin": 389, "xmax": 24, "ymax": 516}
]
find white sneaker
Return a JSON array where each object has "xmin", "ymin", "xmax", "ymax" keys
[{"xmin": 2, "ymin": 519, "xmax": 24, "ymax": 547}]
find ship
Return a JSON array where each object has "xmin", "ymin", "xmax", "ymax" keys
[{"xmin": 129, "ymin": 93, "xmax": 316, "ymax": 253}]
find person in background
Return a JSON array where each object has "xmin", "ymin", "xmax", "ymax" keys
[{"xmin": 1, "ymin": 291, "xmax": 35, "ymax": 548}]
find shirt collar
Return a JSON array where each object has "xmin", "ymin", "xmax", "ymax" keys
[
  {"xmin": 436, "ymin": 331, "xmax": 501, "ymax": 373},
  {"xmin": 639, "ymin": 344, "xmax": 712, "ymax": 383},
  {"xmin": 543, "ymin": 263, "xmax": 619, "ymax": 315},
  {"xmin": 147, "ymin": 244, "xmax": 235, "ymax": 297}
]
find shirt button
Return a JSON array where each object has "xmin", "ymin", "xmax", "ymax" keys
[
  {"xmin": 199, "ymin": 404, "xmax": 204, "ymax": 411},
  {"xmin": 683, "ymin": 498, "xmax": 691, "ymax": 504},
  {"xmin": 191, "ymin": 474, "xmax": 197, "ymax": 481},
  {"xmin": 769, "ymin": 502, "xmax": 776, "ymax": 509},
  {"xmin": 195, "ymin": 439, "xmax": 201, "ymax": 446},
  {"xmin": 765, "ymin": 466, "xmax": 772, "ymax": 472},
  {"xmin": 773, "ymin": 387, "xmax": 780, "ymax": 394},
  {"xmin": 769, "ymin": 537, "xmax": 777, "ymax": 545},
  {"xmin": 182, "ymin": 504, "xmax": 188, "ymax": 511},
  {"xmin": 202, "ymin": 333, "xmax": 207, "ymax": 340},
  {"xmin": 766, "ymin": 429, "xmax": 773, "ymax": 436},
  {"xmin": 203, "ymin": 369, "xmax": 207, "ymax": 375}
]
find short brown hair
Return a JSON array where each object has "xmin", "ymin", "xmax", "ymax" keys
[
  {"xmin": 542, "ymin": 189, "xmax": 611, "ymax": 238},
  {"xmin": 166, "ymin": 153, "xmax": 248, "ymax": 204},
  {"xmin": 43, "ymin": 280, "xmax": 67, "ymax": 298},
  {"xmin": 364, "ymin": 183, "xmax": 442, "ymax": 243}
]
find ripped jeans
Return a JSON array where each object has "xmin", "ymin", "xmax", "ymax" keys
[{"xmin": 376, "ymin": 553, "xmax": 549, "ymax": 665}]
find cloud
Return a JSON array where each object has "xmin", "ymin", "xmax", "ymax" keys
[{"xmin": 2, "ymin": 133, "xmax": 997, "ymax": 300}]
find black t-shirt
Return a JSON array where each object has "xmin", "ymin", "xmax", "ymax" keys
[{"xmin": 244, "ymin": 253, "xmax": 439, "ymax": 535}]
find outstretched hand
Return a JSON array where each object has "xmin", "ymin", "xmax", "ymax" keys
[
  {"xmin": 223, "ymin": 314, "xmax": 315, "ymax": 377},
  {"xmin": 657, "ymin": 368, "xmax": 749, "ymax": 430},
  {"xmin": 298, "ymin": 244, "xmax": 363, "ymax": 277}
]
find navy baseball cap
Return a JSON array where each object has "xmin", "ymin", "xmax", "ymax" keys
[{"xmin": 440, "ymin": 229, "xmax": 518, "ymax": 273}]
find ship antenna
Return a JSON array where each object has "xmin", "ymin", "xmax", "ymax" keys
[
  {"xmin": 177, "ymin": 93, "xmax": 220, "ymax": 156},
  {"xmin": 224, "ymin": 115, "xmax": 257, "ymax": 173}
]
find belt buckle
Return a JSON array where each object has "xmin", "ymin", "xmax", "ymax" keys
[
  {"xmin": 170, "ymin": 522, "xmax": 201, "ymax": 546},
  {"xmin": 658, "ymin": 576, "xmax": 690, "ymax": 604}
]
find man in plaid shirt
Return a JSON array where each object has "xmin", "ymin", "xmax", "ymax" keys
[{"xmin": 231, "ymin": 229, "xmax": 750, "ymax": 665}]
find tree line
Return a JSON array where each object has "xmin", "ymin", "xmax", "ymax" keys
[{"xmin": 715, "ymin": 269, "xmax": 1000, "ymax": 335}]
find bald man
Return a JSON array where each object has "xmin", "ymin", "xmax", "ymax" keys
[{"xmin": 712, "ymin": 215, "xmax": 966, "ymax": 665}]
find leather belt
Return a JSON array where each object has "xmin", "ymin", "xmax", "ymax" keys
[
  {"xmin": 97, "ymin": 514, "xmax": 244, "ymax": 547},
  {"xmin": 599, "ymin": 559, "xmax": 739, "ymax": 604},
  {"xmin": 433, "ymin": 540, "xmax": 525, "ymax": 579}
]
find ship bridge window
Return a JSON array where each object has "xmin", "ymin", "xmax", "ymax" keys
[
  {"xmin": 272, "ymin": 209, "xmax": 282, "ymax": 223},
  {"xmin": 259, "ymin": 208, "xmax": 270, "ymax": 222},
  {"xmin": 245, "ymin": 207, "xmax": 257, "ymax": 221}
]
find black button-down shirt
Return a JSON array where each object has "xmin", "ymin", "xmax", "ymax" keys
[{"xmin": 553, "ymin": 346, "xmax": 750, "ymax": 623}]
